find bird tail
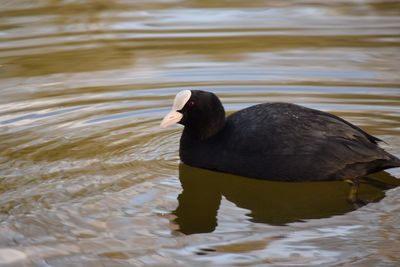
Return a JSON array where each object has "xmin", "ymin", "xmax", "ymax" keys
[{"xmin": 385, "ymin": 154, "xmax": 400, "ymax": 169}]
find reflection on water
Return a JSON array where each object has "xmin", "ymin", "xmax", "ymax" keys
[
  {"xmin": 174, "ymin": 164, "xmax": 400, "ymax": 234},
  {"xmin": 0, "ymin": 0, "xmax": 400, "ymax": 266}
]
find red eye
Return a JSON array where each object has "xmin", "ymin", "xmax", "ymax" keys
[{"xmin": 187, "ymin": 100, "xmax": 195, "ymax": 107}]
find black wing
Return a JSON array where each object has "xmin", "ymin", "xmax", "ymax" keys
[{"xmin": 224, "ymin": 103, "xmax": 396, "ymax": 180}]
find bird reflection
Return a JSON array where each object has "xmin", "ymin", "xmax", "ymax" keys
[{"xmin": 173, "ymin": 164, "xmax": 400, "ymax": 234}]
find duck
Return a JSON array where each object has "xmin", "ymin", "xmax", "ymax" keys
[{"xmin": 160, "ymin": 90, "xmax": 400, "ymax": 199}]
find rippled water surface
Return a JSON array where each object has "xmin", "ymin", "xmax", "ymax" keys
[{"xmin": 1, "ymin": 0, "xmax": 400, "ymax": 266}]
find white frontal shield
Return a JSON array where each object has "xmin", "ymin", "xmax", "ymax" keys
[{"xmin": 160, "ymin": 90, "xmax": 191, "ymax": 128}]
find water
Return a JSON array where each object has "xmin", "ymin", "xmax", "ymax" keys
[{"xmin": 0, "ymin": 0, "xmax": 400, "ymax": 266}]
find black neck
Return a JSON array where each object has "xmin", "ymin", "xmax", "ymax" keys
[{"xmin": 183, "ymin": 108, "xmax": 225, "ymax": 140}]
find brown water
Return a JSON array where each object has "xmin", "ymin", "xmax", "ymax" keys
[{"xmin": 1, "ymin": 0, "xmax": 400, "ymax": 266}]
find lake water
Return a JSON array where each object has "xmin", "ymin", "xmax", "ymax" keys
[{"xmin": 0, "ymin": 0, "xmax": 400, "ymax": 266}]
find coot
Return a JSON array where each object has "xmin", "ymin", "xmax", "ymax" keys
[{"xmin": 161, "ymin": 90, "xmax": 400, "ymax": 185}]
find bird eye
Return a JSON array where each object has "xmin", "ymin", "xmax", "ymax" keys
[{"xmin": 187, "ymin": 100, "xmax": 195, "ymax": 107}]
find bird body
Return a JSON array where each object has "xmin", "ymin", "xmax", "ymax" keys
[{"xmin": 161, "ymin": 90, "xmax": 400, "ymax": 182}]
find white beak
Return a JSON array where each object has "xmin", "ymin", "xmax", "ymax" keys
[
  {"xmin": 160, "ymin": 110, "xmax": 183, "ymax": 128},
  {"xmin": 160, "ymin": 90, "xmax": 191, "ymax": 128}
]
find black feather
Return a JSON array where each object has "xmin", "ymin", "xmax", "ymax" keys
[{"xmin": 178, "ymin": 90, "xmax": 400, "ymax": 181}]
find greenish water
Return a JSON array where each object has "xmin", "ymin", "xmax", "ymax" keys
[{"xmin": 0, "ymin": 0, "xmax": 399, "ymax": 266}]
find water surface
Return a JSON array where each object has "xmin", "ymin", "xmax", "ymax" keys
[{"xmin": 0, "ymin": 0, "xmax": 400, "ymax": 266}]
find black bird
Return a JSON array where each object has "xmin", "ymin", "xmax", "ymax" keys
[{"xmin": 160, "ymin": 90, "xmax": 400, "ymax": 199}]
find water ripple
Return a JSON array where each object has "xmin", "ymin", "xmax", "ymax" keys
[{"xmin": 0, "ymin": 1, "xmax": 399, "ymax": 266}]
